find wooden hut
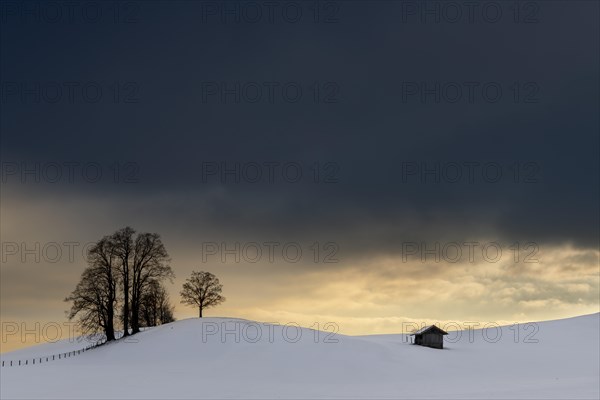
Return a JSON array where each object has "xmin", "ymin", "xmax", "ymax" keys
[{"xmin": 410, "ymin": 325, "xmax": 448, "ymax": 349}]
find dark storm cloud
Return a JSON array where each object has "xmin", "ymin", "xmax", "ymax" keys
[{"xmin": 1, "ymin": 1, "xmax": 598, "ymax": 257}]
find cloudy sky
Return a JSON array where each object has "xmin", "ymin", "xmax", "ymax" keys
[{"xmin": 1, "ymin": 1, "xmax": 598, "ymax": 351}]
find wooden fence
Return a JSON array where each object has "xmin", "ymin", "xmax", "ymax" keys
[{"xmin": 1, "ymin": 339, "xmax": 106, "ymax": 367}]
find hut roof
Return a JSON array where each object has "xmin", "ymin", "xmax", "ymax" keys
[{"xmin": 409, "ymin": 325, "xmax": 448, "ymax": 336}]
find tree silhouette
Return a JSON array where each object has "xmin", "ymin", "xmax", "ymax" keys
[
  {"xmin": 130, "ymin": 232, "xmax": 173, "ymax": 334},
  {"xmin": 111, "ymin": 227, "xmax": 135, "ymax": 337},
  {"xmin": 180, "ymin": 271, "xmax": 225, "ymax": 317},
  {"xmin": 139, "ymin": 280, "xmax": 175, "ymax": 327},
  {"xmin": 65, "ymin": 236, "xmax": 119, "ymax": 341},
  {"xmin": 66, "ymin": 227, "xmax": 174, "ymax": 339}
]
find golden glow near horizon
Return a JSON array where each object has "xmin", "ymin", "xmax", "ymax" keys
[
  {"xmin": 2, "ymin": 242, "xmax": 598, "ymax": 353},
  {"xmin": 1, "ymin": 190, "xmax": 598, "ymax": 353}
]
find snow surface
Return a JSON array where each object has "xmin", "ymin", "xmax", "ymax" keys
[{"xmin": 1, "ymin": 313, "xmax": 598, "ymax": 399}]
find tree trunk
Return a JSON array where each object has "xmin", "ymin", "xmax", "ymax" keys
[
  {"xmin": 131, "ymin": 296, "xmax": 140, "ymax": 334},
  {"xmin": 106, "ymin": 307, "xmax": 116, "ymax": 341},
  {"xmin": 131, "ymin": 280, "xmax": 142, "ymax": 333},
  {"xmin": 122, "ymin": 275, "xmax": 129, "ymax": 337},
  {"xmin": 199, "ymin": 306, "xmax": 203, "ymax": 318},
  {"xmin": 106, "ymin": 273, "xmax": 116, "ymax": 341}
]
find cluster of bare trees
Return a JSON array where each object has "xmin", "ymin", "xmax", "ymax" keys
[
  {"xmin": 66, "ymin": 228, "xmax": 228, "ymax": 340},
  {"xmin": 139, "ymin": 280, "xmax": 175, "ymax": 327},
  {"xmin": 65, "ymin": 227, "xmax": 175, "ymax": 341}
]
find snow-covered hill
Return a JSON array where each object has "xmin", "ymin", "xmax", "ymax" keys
[{"xmin": 1, "ymin": 314, "xmax": 598, "ymax": 399}]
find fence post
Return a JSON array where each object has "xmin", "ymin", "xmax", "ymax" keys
[
  {"xmin": 19, "ymin": 360, "xmax": 21, "ymax": 366},
  {"xmin": 25, "ymin": 360, "xmax": 28, "ymax": 365},
  {"xmin": 11, "ymin": 361, "xmax": 13, "ymax": 366}
]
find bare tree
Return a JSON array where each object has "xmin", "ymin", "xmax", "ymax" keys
[
  {"xmin": 158, "ymin": 296, "xmax": 176, "ymax": 324},
  {"xmin": 139, "ymin": 280, "xmax": 175, "ymax": 327},
  {"xmin": 65, "ymin": 237, "xmax": 119, "ymax": 341},
  {"xmin": 112, "ymin": 227, "xmax": 135, "ymax": 337},
  {"xmin": 130, "ymin": 232, "xmax": 173, "ymax": 334},
  {"xmin": 66, "ymin": 227, "xmax": 174, "ymax": 339},
  {"xmin": 180, "ymin": 271, "xmax": 225, "ymax": 317}
]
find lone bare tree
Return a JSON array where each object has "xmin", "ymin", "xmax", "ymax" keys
[{"xmin": 180, "ymin": 271, "xmax": 225, "ymax": 317}]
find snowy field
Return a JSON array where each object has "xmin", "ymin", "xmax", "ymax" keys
[{"xmin": 1, "ymin": 313, "xmax": 598, "ymax": 399}]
